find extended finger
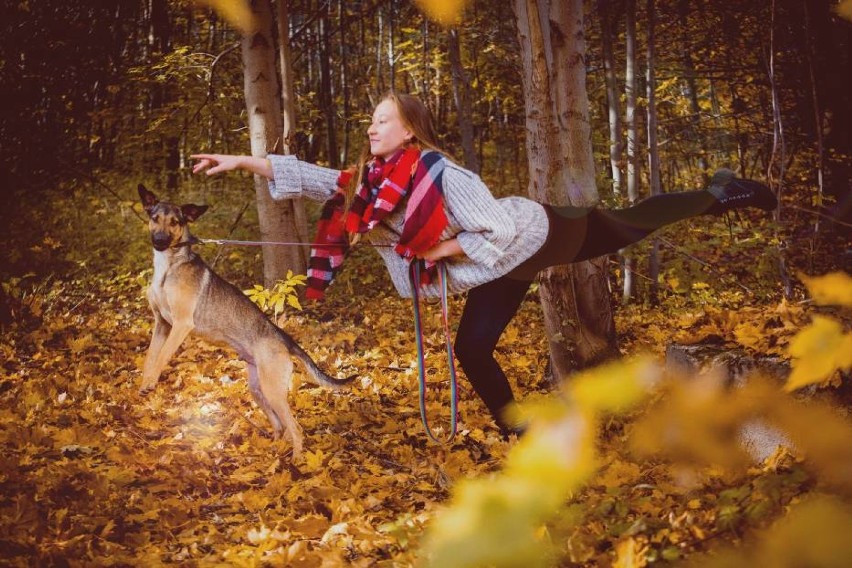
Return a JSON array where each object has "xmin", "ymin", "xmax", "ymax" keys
[{"xmin": 192, "ymin": 159, "xmax": 212, "ymax": 174}]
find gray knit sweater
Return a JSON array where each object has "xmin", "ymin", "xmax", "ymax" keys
[{"xmin": 267, "ymin": 154, "xmax": 549, "ymax": 298}]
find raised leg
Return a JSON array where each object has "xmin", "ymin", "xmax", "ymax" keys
[
  {"xmin": 140, "ymin": 320, "xmax": 193, "ymax": 392},
  {"xmin": 510, "ymin": 173, "xmax": 776, "ymax": 279}
]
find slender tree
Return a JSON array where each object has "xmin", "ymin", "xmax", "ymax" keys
[
  {"xmin": 646, "ymin": 0, "xmax": 662, "ymax": 304},
  {"xmin": 623, "ymin": 0, "xmax": 639, "ymax": 303},
  {"xmin": 447, "ymin": 27, "xmax": 480, "ymax": 173},
  {"xmin": 276, "ymin": 0, "xmax": 310, "ymax": 268},
  {"xmin": 243, "ymin": 0, "xmax": 307, "ymax": 284},
  {"xmin": 318, "ymin": 0, "xmax": 339, "ymax": 167},
  {"xmin": 598, "ymin": 0, "xmax": 623, "ymax": 195},
  {"xmin": 677, "ymin": 0, "xmax": 708, "ymax": 181},
  {"xmin": 513, "ymin": 0, "xmax": 619, "ymax": 379},
  {"xmin": 766, "ymin": 0, "xmax": 793, "ymax": 298}
]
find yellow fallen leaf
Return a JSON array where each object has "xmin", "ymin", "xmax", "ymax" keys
[
  {"xmin": 786, "ymin": 316, "xmax": 852, "ymax": 391},
  {"xmin": 734, "ymin": 320, "xmax": 766, "ymax": 350},
  {"xmin": 614, "ymin": 537, "xmax": 649, "ymax": 568},
  {"xmin": 800, "ymin": 271, "xmax": 852, "ymax": 307},
  {"xmin": 303, "ymin": 448, "xmax": 326, "ymax": 472}
]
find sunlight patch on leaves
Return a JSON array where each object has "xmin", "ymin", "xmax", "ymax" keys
[
  {"xmin": 192, "ymin": 0, "xmax": 256, "ymax": 34},
  {"xmin": 838, "ymin": 0, "xmax": 852, "ymax": 21},
  {"xmin": 413, "ymin": 0, "xmax": 469, "ymax": 26}
]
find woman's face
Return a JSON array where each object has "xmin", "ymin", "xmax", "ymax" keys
[{"xmin": 367, "ymin": 99, "xmax": 412, "ymax": 159}]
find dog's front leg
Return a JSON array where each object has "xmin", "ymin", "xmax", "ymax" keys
[
  {"xmin": 140, "ymin": 313, "xmax": 171, "ymax": 392},
  {"xmin": 140, "ymin": 319, "xmax": 194, "ymax": 393}
]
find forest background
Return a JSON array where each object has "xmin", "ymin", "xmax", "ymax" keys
[{"xmin": 1, "ymin": 0, "xmax": 851, "ymax": 566}]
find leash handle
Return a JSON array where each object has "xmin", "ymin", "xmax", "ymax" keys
[{"xmin": 409, "ymin": 261, "xmax": 458, "ymax": 444}]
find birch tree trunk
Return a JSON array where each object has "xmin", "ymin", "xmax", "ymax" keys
[
  {"xmin": 598, "ymin": 0, "xmax": 623, "ymax": 195},
  {"xmin": 622, "ymin": 0, "xmax": 639, "ymax": 303},
  {"xmin": 513, "ymin": 0, "xmax": 619, "ymax": 379},
  {"xmin": 243, "ymin": 0, "xmax": 306, "ymax": 285},
  {"xmin": 625, "ymin": 0, "xmax": 639, "ymax": 205},
  {"xmin": 276, "ymin": 0, "xmax": 309, "ymax": 269}
]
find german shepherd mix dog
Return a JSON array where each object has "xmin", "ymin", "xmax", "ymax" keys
[{"xmin": 137, "ymin": 185, "xmax": 353, "ymax": 458}]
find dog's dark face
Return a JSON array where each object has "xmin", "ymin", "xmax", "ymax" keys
[{"xmin": 138, "ymin": 184, "xmax": 208, "ymax": 252}]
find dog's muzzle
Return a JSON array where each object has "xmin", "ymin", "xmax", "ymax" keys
[{"xmin": 152, "ymin": 233, "xmax": 172, "ymax": 251}]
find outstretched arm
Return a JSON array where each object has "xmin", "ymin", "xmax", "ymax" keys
[{"xmin": 191, "ymin": 154, "xmax": 273, "ymax": 179}]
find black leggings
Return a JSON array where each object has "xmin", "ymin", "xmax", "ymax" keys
[{"xmin": 454, "ymin": 190, "xmax": 717, "ymax": 429}]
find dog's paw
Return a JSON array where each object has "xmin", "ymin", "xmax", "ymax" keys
[{"xmin": 138, "ymin": 382, "xmax": 157, "ymax": 394}]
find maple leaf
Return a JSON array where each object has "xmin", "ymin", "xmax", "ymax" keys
[
  {"xmin": 800, "ymin": 271, "xmax": 852, "ymax": 307},
  {"xmin": 786, "ymin": 315, "xmax": 852, "ymax": 391}
]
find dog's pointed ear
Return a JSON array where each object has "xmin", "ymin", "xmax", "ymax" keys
[
  {"xmin": 181, "ymin": 204, "xmax": 209, "ymax": 223},
  {"xmin": 138, "ymin": 184, "xmax": 159, "ymax": 212}
]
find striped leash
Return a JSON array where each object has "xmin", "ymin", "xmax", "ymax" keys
[{"xmin": 409, "ymin": 261, "xmax": 459, "ymax": 444}]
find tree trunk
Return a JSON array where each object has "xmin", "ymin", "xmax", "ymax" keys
[
  {"xmin": 338, "ymin": 0, "xmax": 351, "ymax": 165},
  {"xmin": 807, "ymin": 0, "xmax": 851, "ymax": 224},
  {"xmin": 388, "ymin": 0, "xmax": 396, "ymax": 88},
  {"xmin": 766, "ymin": 0, "xmax": 793, "ymax": 298},
  {"xmin": 375, "ymin": 7, "xmax": 384, "ymax": 92},
  {"xmin": 276, "ymin": 0, "xmax": 309, "ymax": 269},
  {"xmin": 318, "ymin": 0, "xmax": 338, "ymax": 167},
  {"xmin": 623, "ymin": 0, "xmax": 639, "ymax": 303},
  {"xmin": 803, "ymin": 1, "xmax": 824, "ymax": 237},
  {"xmin": 243, "ymin": 0, "xmax": 306, "ymax": 285},
  {"xmin": 677, "ymin": 0, "xmax": 708, "ymax": 181},
  {"xmin": 513, "ymin": 0, "xmax": 619, "ymax": 380},
  {"xmin": 598, "ymin": 0, "xmax": 623, "ymax": 195},
  {"xmin": 646, "ymin": 0, "xmax": 662, "ymax": 304},
  {"xmin": 447, "ymin": 27, "xmax": 480, "ymax": 173}
]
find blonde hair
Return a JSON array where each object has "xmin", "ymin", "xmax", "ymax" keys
[{"xmin": 343, "ymin": 92, "xmax": 446, "ymax": 214}]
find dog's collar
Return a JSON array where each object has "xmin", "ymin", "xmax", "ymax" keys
[{"xmin": 171, "ymin": 236, "xmax": 200, "ymax": 249}]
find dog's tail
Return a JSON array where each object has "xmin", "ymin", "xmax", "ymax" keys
[{"xmin": 277, "ymin": 329, "xmax": 357, "ymax": 389}]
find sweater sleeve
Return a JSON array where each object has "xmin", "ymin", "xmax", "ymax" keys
[
  {"xmin": 267, "ymin": 154, "xmax": 340, "ymax": 202},
  {"xmin": 442, "ymin": 165, "xmax": 517, "ymax": 268}
]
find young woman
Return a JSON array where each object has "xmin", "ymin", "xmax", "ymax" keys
[{"xmin": 192, "ymin": 92, "xmax": 776, "ymax": 436}]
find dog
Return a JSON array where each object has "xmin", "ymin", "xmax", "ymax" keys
[{"xmin": 137, "ymin": 184, "xmax": 353, "ymax": 458}]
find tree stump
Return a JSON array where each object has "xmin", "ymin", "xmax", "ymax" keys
[{"xmin": 665, "ymin": 343, "xmax": 793, "ymax": 463}]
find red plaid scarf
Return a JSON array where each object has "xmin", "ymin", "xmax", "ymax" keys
[{"xmin": 306, "ymin": 148, "xmax": 448, "ymax": 299}]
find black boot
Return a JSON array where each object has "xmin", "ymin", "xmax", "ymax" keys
[
  {"xmin": 497, "ymin": 416, "xmax": 527, "ymax": 441},
  {"xmin": 706, "ymin": 169, "xmax": 778, "ymax": 215}
]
